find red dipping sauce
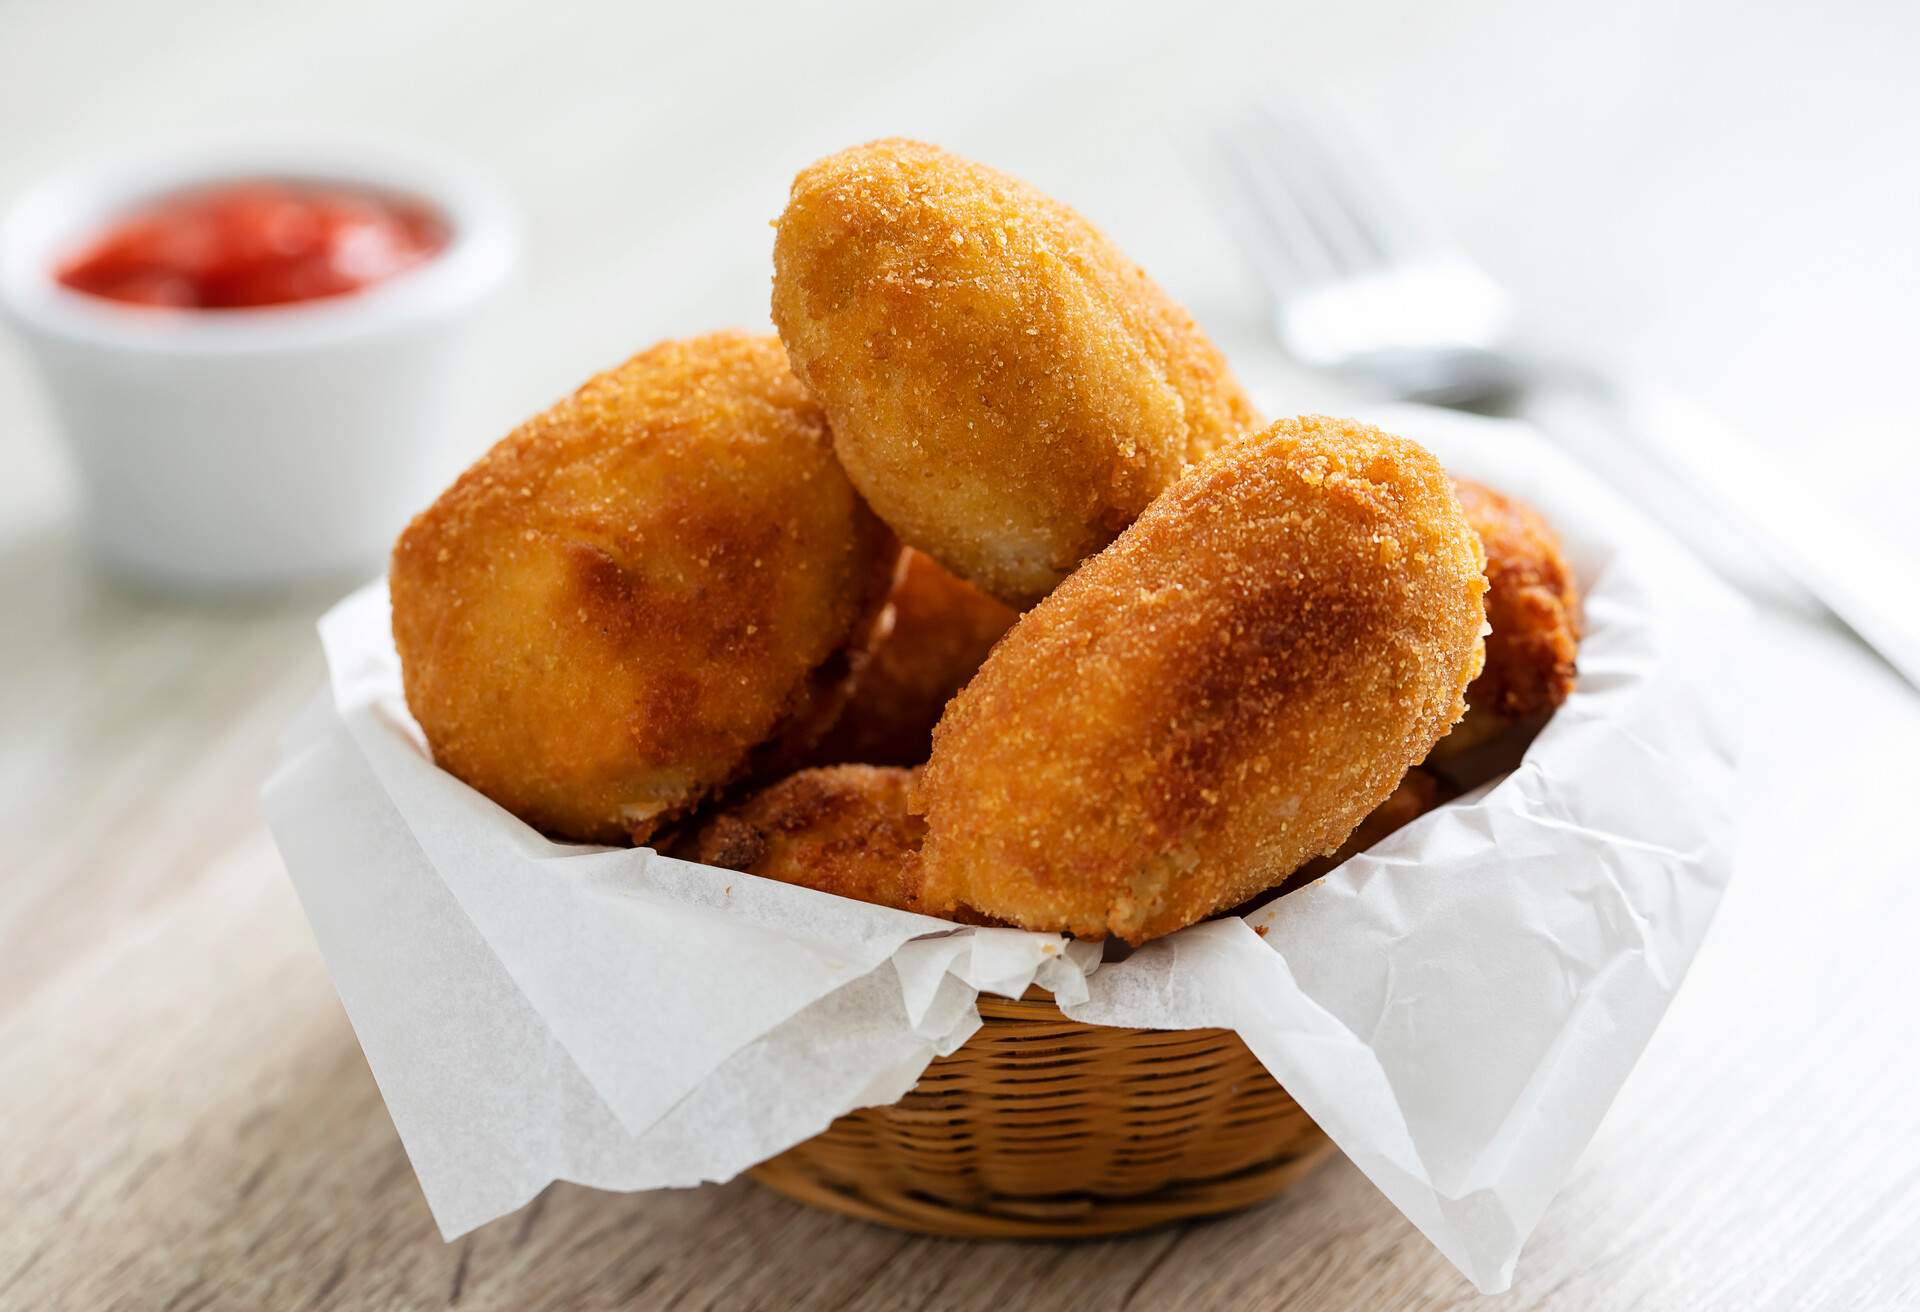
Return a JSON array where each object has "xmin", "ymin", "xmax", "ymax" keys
[{"xmin": 55, "ymin": 182, "xmax": 446, "ymax": 309}]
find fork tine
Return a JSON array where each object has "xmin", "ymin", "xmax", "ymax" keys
[
  {"xmin": 1214, "ymin": 135, "xmax": 1307, "ymax": 291},
  {"xmin": 1216, "ymin": 124, "xmax": 1342, "ymax": 293},
  {"xmin": 1248, "ymin": 102, "xmax": 1394, "ymax": 275},
  {"xmin": 1257, "ymin": 99, "xmax": 1428, "ymax": 262},
  {"xmin": 1211, "ymin": 156, "xmax": 1309, "ymax": 300}
]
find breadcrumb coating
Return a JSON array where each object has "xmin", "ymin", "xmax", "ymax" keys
[
  {"xmin": 683, "ymin": 765, "xmax": 951, "ymax": 917},
  {"xmin": 1433, "ymin": 477, "xmax": 1582, "ymax": 757},
  {"xmin": 806, "ymin": 549, "xmax": 1017, "ymax": 767},
  {"xmin": 916, "ymin": 416, "xmax": 1488, "ymax": 944},
  {"xmin": 1280, "ymin": 767, "xmax": 1454, "ymax": 894},
  {"xmin": 772, "ymin": 138, "xmax": 1261, "ymax": 607},
  {"xmin": 685, "ymin": 765, "xmax": 923, "ymax": 907},
  {"xmin": 390, "ymin": 331, "xmax": 898, "ymax": 845}
]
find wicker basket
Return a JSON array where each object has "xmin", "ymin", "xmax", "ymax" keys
[{"xmin": 750, "ymin": 990, "xmax": 1335, "ymax": 1238}]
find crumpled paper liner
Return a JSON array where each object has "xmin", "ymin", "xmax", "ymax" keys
[{"xmin": 264, "ymin": 406, "xmax": 1744, "ymax": 1293}]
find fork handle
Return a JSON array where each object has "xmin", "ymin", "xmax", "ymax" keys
[{"xmin": 1520, "ymin": 376, "xmax": 1920, "ymax": 692}]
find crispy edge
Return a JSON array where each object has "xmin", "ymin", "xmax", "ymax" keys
[
  {"xmin": 804, "ymin": 549, "xmax": 1018, "ymax": 767},
  {"xmin": 681, "ymin": 764, "xmax": 995, "ymax": 923},
  {"xmin": 1431, "ymin": 477, "xmax": 1580, "ymax": 761}
]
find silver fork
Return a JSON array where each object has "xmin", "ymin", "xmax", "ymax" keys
[
  {"xmin": 1219, "ymin": 102, "xmax": 1528, "ymax": 408},
  {"xmin": 1216, "ymin": 100, "xmax": 1920, "ymax": 691}
]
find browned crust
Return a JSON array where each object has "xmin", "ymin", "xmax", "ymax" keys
[
  {"xmin": 390, "ymin": 331, "xmax": 897, "ymax": 845},
  {"xmin": 1277, "ymin": 767, "xmax": 1455, "ymax": 895},
  {"xmin": 746, "ymin": 575, "xmax": 900, "ymax": 778},
  {"xmin": 805, "ymin": 549, "xmax": 1018, "ymax": 767},
  {"xmin": 772, "ymin": 138, "xmax": 1261, "ymax": 607},
  {"xmin": 685, "ymin": 765, "xmax": 1001, "ymax": 923},
  {"xmin": 1435, "ymin": 477, "xmax": 1581, "ymax": 756},
  {"xmin": 916, "ymin": 416, "xmax": 1488, "ymax": 944},
  {"xmin": 681, "ymin": 765, "xmax": 960, "ymax": 917}
]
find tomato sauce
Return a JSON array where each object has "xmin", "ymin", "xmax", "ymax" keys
[{"xmin": 56, "ymin": 182, "xmax": 446, "ymax": 309}]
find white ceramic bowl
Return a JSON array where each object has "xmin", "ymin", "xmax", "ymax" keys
[{"xmin": 0, "ymin": 145, "xmax": 518, "ymax": 592}]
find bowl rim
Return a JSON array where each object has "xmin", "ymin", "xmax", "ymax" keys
[{"xmin": 0, "ymin": 140, "xmax": 519, "ymax": 355}]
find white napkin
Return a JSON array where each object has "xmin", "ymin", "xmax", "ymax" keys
[{"xmin": 263, "ymin": 406, "xmax": 1744, "ymax": 1294}]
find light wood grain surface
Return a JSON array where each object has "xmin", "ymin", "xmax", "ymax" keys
[{"xmin": 6, "ymin": 1, "xmax": 1920, "ymax": 1307}]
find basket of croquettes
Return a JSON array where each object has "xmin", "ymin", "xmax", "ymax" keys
[{"xmin": 265, "ymin": 139, "xmax": 1741, "ymax": 1293}]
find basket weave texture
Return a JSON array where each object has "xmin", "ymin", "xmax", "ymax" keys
[{"xmin": 751, "ymin": 990, "xmax": 1335, "ymax": 1238}]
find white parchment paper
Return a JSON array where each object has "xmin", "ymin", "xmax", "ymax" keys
[{"xmin": 263, "ymin": 407, "xmax": 1744, "ymax": 1294}]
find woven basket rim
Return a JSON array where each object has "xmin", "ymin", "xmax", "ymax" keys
[
  {"xmin": 752, "ymin": 980, "xmax": 1333, "ymax": 1239},
  {"xmin": 976, "ymin": 987, "xmax": 1245, "ymax": 1039}
]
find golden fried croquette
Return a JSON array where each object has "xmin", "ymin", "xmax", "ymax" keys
[
  {"xmin": 916, "ymin": 416, "xmax": 1488, "ymax": 944},
  {"xmin": 1431, "ymin": 477, "xmax": 1581, "ymax": 758},
  {"xmin": 806, "ymin": 549, "xmax": 1018, "ymax": 767},
  {"xmin": 685, "ymin": 765, "xmax": 1002, "ymax": 922},
  {"xmin": 683, "ymin": 765, "xmax": 937, "ymax": 916},
  {"xmin": 772, "ymin": 139, "xmax": 1261, "ymax": 608},
  {"xmin": 391, "ymin": 331, "xmax": 898, "ymax": 846}
]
